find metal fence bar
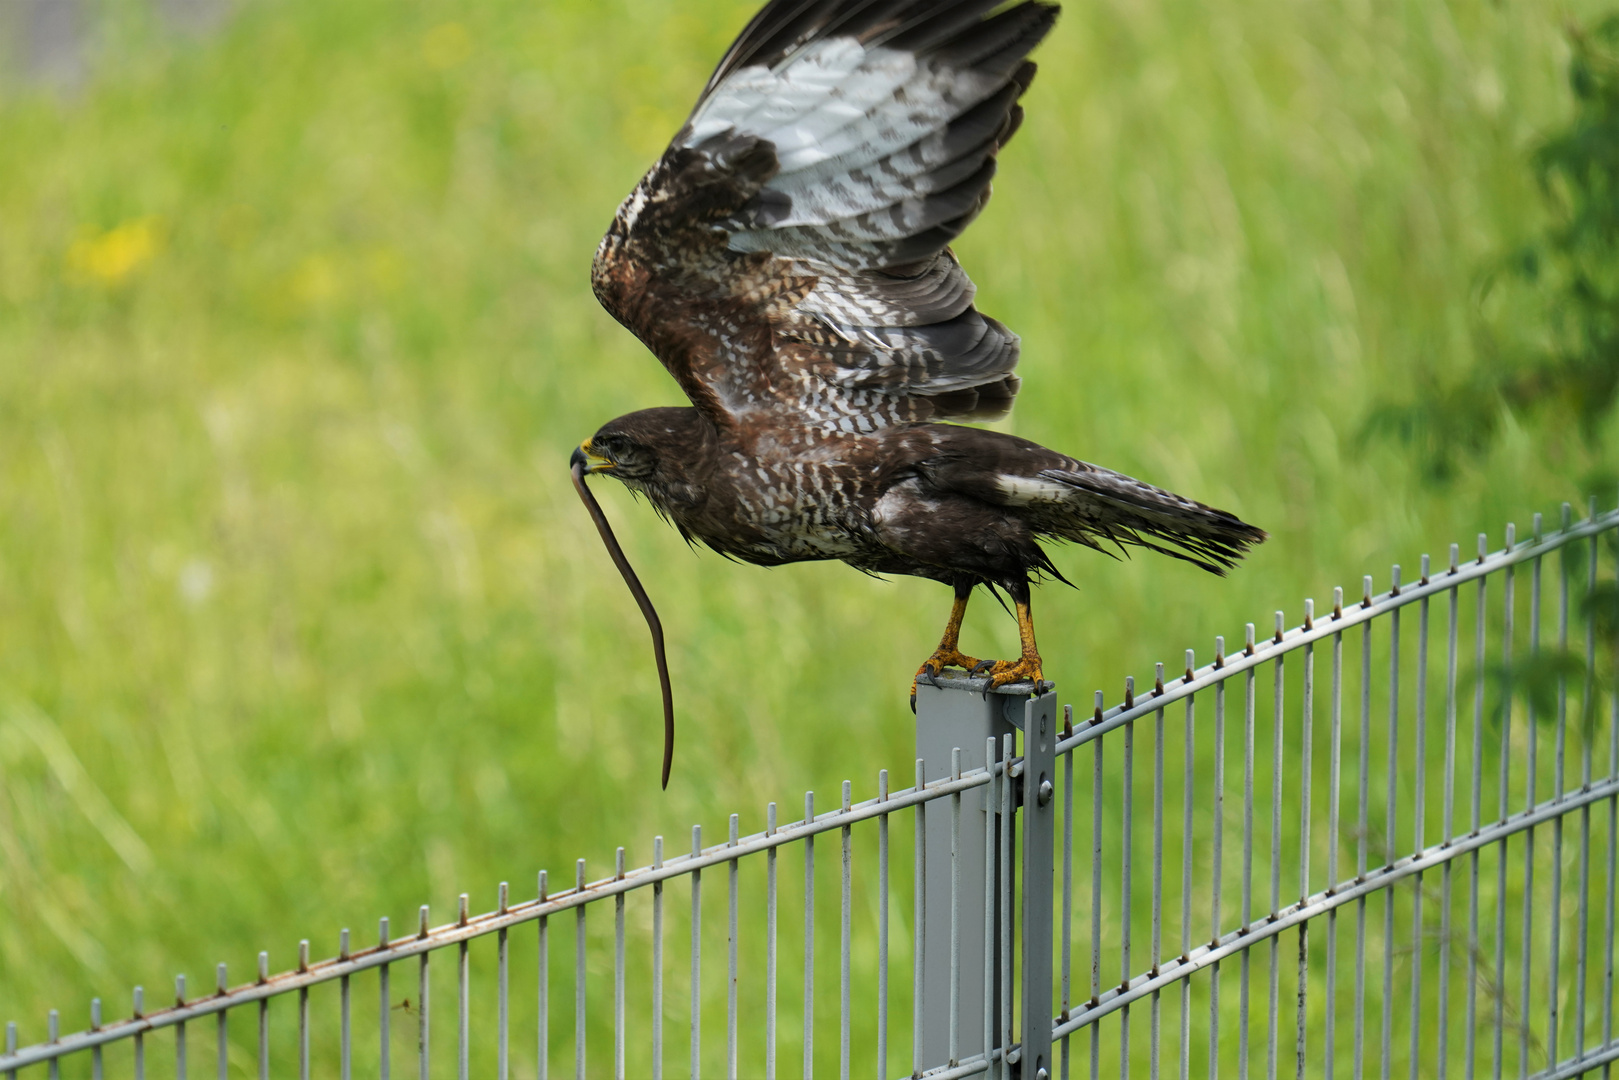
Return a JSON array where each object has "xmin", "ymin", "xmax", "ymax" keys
[
  {"xmin": 1438, "ymin": 549, "xmax": 1460, "ymax": 1080},
  {"xmin": 766, "ymin": 806, "xmax": 778, "ymax": 1080},
  {"xmin": 1062, "ymin": 703, "xmax": 1076, "ymax": 1080},
  {"xmin": 1326, "ymin": 609, "xmax": 1343, "ymax": 1080},
  {"xmin": 539, "ymin": 873, "xmax": 551, "ymax": 1080},
  {"xmin": 651, "ymin": 840, "xmax": 662, "ymax": 1080},
  {"xmin": 1209, "ymin": 656, "xmax": 1226, "ymax": 1080},
  {"xmin": 1356, "ymin": 597, "xmax": 1371, "ymax": 1080},
  {"xmin": 253, "ymin": 959, "xmax": 264, "ymax": 1080},
  {"xmin": 1091, "ymin": 694, "xmax": 1104, "ymax": 1080},
  {"xmin": 1550, "ymin": 508, "xmax": 1570, "ymax": 1066},
  {"xmin": 915, "ymin": 763, "xmax": 926, "ymax": 1080},
  {"xmin": 985, "ymin": 736, "xmax": 999, "ymax": 1080},
  {"xmin": 1523, "ymin": 524, "xmax": 1545, "ymax": 1079},
  {"xmin": 1605, "ymin": 560, "xmax": 1619, "ymax": 1080},
  {"xmin": 1382, "ymin": 570, "xmax": 1400, "ymax": 1080},
  {"xmin": 1576, "ymin": 505, "xmax": 1598, "ymax": 1066},
  {"xmin": 1152, "ymin": 685, "xmax": 1166, "ymax": 1080},
  {"xmin": 1297, "ymin": 607, "xmax": 1315, "ymax": 1080},
  {"xmin": 805, "ymin": 793, "xmax": 816, "ymax": 1080},
  {"xmin": 616, "ymin": 851, "xmax": 627, "ymax": 1080},
  {"xmin": 950, "ymin": 752, "xmax": 963, "ymax": 1069},
  {"xmin": 379, "ymin": 924, "xmax": 391, "ymax": 1080},
  {"xmin": 497, "ymin": 886, "xmax": 509, "ymax": 1080},
  {"xmin": 999, "ymin": 733, "xmax": 1013, "ymax": 1080},
  {"xmin": 841, "ymin": 781, "xmax": 853, "ymax": 1080},
  {"xmin": 1122, "ymin": 681, "xmax": 1137, "ymax": 1076},
  {"xmin": 1267, "ymin": 624, "xmax": 1285, "ymax": 1080},
  {"xmin": 1496, "ymin": 525, "xmax": 1518, "ymax": 1080},
  {"xmin": 419, "ymin": 907, "xmax": 431, "ymax": 1080},
  {"xmin": 1410, "ymin": 563, "xmax": 1430, "ymax": 1080},
  {"xmin": 728, "ymin": 815, "xmax": 740, "ymax": 1080},
  {"xmin": 878, "ymin": 772, "xmax": 890, "ymax": 1080},
  {"xmin": 1241, "ymin": 635, "xmax": 1255, "ymax": 1080},
  {"xmin": 1466, "ymin": 536, "xmax": 1487, "ymax": 1080},
  {"xmin": 1179, "ymin": 677, "xmax": 1195, "ymax": 1080},
  {"xmin": 692, "ymin": 826, "xmax": 703, "ymax": 1080},
  {"xmin": 458, "ymin": 900, "xmax": 470, "ymax": 1080}
]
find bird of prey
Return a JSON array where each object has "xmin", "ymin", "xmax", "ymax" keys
[{"xmin": 572, "ymin": 0, "xmax": 1266, "ymax": 782}]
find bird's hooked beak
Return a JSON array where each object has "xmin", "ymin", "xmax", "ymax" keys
[{"xmin": 571, "ymin": 440, "xmax": 614, "ymax": 474}]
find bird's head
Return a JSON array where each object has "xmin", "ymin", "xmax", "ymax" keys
[
  {"xmin": 571, "ymin": 407, "xmax": 715, "ymax": 496},
  {"xmin": 568, "ymin": 406, "xmax": 714, "ymax": 791}
]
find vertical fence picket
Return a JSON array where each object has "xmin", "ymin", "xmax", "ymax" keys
[
  {"xmin": 1410, "ymin": 562, "xmax": 1429, "ymax": 1080},
  {"xmin": 877, "ymin": 773, "xmax": 889, "ymax": 1080},
  {"xmin": 1326, "ymin": 595, "xmax": 1344, "ymax": 1080}
]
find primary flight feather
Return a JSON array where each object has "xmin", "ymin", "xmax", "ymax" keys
[{"xmin": 572, "ymin": 0, "xmax": 1266, "ymax": 782}]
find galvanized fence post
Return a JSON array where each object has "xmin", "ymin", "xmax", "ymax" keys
[
  {"xmin": 915, "ymin": 673, "xmax": 1056, "ymax": 1076},
  {"xmin": 1019, "ymin": 690, "xmax": 1058, "ymax": 1080}
]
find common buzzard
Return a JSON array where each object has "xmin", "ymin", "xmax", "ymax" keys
[{"xmin": 571, "ymin": 0, "xmax": 1266, "ymax": 784}]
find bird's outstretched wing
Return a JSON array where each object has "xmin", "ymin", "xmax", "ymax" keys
[{"xmin": 592, "ymin": 0, "xmax": 1059, "ymax": 438}]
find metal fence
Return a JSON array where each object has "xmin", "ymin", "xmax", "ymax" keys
[{"xmin": 4, "ymin": 501, "xmax": 1618, "ymax": 1079}]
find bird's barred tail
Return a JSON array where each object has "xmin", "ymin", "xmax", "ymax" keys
[{"xmin": 1036, "ymin": 466, "xmax": 1267, "ymax": 575}]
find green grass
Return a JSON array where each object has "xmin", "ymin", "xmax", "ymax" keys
[{"xmin": 0, "ymin": 0, "xmax": 1614, "ymax": 1074}]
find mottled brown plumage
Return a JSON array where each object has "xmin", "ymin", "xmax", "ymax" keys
[{"xmin": 575, "ymin": 0, "xmax": 1266, "ymax": 711}]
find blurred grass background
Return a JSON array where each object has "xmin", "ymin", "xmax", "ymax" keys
[{"xmin": 1, "ymin": 0, "xmax": 1615, "ymax": 1073}]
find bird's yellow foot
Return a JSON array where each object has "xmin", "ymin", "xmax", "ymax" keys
[
  {"xmin": 970, "ymin": 654, "xmax": 1045, "ymax": 689},
  {"xmin": 910, "ymin": 648, "xmax": 985, "ymax": 709}
]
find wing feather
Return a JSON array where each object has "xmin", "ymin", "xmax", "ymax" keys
[{"xmin": 593, "ymin": 0, "xmax": 1058, "ymax": 435}]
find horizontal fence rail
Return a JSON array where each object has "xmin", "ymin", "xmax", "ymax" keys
[{"xmin": 4, "ymin": 500, "xmax": 1618, "ymax": 1078}]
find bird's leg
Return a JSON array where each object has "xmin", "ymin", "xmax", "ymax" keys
[
  {"xmin": 971, "ymin": 582, "xmax": 1044, "ymax": 689},
  {"xmin": 911, "ymin": 581, "xmax": 984, "ymax": 700}
]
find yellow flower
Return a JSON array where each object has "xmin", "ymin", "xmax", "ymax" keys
[{"xmin": 65, "ymin": 217, "xmax": 163, "ymax": 285}]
